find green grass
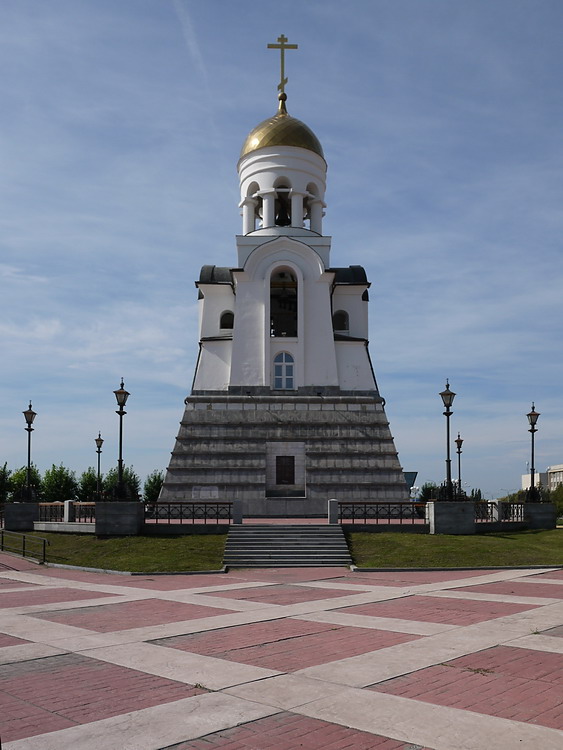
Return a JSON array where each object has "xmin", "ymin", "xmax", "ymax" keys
[
  {"xmin": 347, "ymin": 529, "xmax": 563, "ymax": 569},
  {"xmin": 28, "ymin": 532, "xmax": 226, "ymax": 572},
  {"xmin": 20, "ymin": 528, "xmax": 562, "ymax": 572}
]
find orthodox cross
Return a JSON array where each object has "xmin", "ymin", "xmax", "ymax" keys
[{"xmin": 267, "ymin": 34, "xmax": 298, "ymax": 94}]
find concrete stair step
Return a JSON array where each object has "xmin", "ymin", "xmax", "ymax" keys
[{"xmin": 223, "ymin": 524, "xmax": 352, "ymax": 568}]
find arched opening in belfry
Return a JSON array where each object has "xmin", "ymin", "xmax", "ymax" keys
[
  {"xmin": 270, "ymin": 268, "xmax": 298, "ymax": 337},
  {"xmin": 274, "ymin": 181, "xmax": 291, "ymax": 227}
]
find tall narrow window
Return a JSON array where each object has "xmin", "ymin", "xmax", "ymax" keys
[
  {"xmin": 270, "ymin": 269, "xmax": 297, "ymax": 337},
  {"xmin": 276, "ymin": 455, "xmax": 295, "ymax": 485},
  {"xmin": 273, "ymin": 352, "xmax": 294, "ymax": 390}
]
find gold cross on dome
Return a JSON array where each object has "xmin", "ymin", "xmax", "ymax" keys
[{"xmin": 267, "ymin": 34, "xmax": 298, "ymax": 94}]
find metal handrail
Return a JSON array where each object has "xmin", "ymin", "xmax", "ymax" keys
[{"xmin": 0, "ymin": 529, "xmax": 49, "ymax": 563}]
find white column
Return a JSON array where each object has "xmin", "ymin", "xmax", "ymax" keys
[
  {"xmin": 260, "ymin": 191, "xmax": 276, "ymax": 228},
  {"xmin": 290, "ymin": 192, "xmax": 304, "ymax": 227},
  {"xmin": 309, "ymin": 198, "xmax": 324, "ymax": 234},
  {"xmin": 240, "ymin": 197, "xmax": 257, "ymax": 234}
]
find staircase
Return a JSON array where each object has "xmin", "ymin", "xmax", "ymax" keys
[{"xmin": 223, "ymin": 524, "xmax": 352, "ymax": 568}]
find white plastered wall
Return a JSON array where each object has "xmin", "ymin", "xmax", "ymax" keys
[{"xmin": 334, "ymin": 341, "xmax": 376, "ymax": 391}]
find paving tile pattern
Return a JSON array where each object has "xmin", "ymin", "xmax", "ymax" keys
[
  {"xmin": 336, "ymin": 594, "xmax": 539, "ymax": 625},
  {"xmin": 205, "ymin": 584, "xmax": 362, "ymax": 605},
  {"xmin": 154, "ymin": 618, "xmax": 419, "ymax": 671},
  {"xmin": 0, "ymin": 587, "xmax": 115, "ymax": 608},
  {"xmin": 452, "ymin": 580, "xmax": 563, "ymax": 598},
  {"xmin": 370, "ymin": 646, "xmax": 563, "ymax": 729},
  {"xmin": 31, "ymin": 598, "xmax": 236, "ymax": 632},
  {"xmin": 0, "ymin": 633, "xmax": 30, "ymax": 648},
  {"xmin": 165, "ymin": 711, "xmax": 428, "ymax": 749},
  {"xmin": 1, "ymin": 552, "xmax": 562, "ymax": 748},
  {"xmin": 0, "ymin": 652, "xmax": 205, "ymax": 742}
]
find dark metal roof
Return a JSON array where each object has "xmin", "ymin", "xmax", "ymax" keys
[
  {"xmin": 198, "ymin": 265, "xmax": 233, "ymax": 284},
  {"xmin": 330, "ymin": 265, "xmax": 368, "ymax": 284}
]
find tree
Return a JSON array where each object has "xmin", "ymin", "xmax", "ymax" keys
[
  {"xmin": 0, "ymin": 463, "xmax": 12, "ymax": 503},
  {"xmin": 103, "ymin": 466, "xmax": 141, "ymax": 500},
  {"xmin": 42, "ymin": 464, "xmax": 78, "ymax": 502},
  {"xmin": 78, "ymin": 467, "xmax": 101, "ymax": 502},
  {"xmin": 9, "ymin": 465, "xmax": 42, "ymax": 501},
  {"xmin": 418, "ymin": 482, "xmax": 438, "ymax": 502},
  {"xmin": 469, "ymin": 488, "xmax": 483, "ymax": 502},
  {"xmin": 143, "ymin": 470, "xmax": 164, "ymax": 503}
]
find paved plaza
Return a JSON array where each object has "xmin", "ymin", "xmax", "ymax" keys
[{"xmin": 0, "ymin": 552, "xmax": 562, "ymax": 749}]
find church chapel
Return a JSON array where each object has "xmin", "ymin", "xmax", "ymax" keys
[{"xmin": 160, "ymin": 37, "xmax": 408, "ymax": 516}]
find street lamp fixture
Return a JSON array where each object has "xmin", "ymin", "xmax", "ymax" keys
[
  {"xmin": 113, "ymin": 379, "xmax": 130, "ymax": 500},
  {"xmin": 455, "ymin": 432, "xmax": 464, "ymax": 495},
  {"xmin": 527, "ymin": 403, "xmax": 540, "ymax": 502},
  {"xmin": 95, "ymin": 432, "xmax": 104, "ymax": 500},
  {"xmin": 439, "ymin": 381, "xmax": 456, "ymax": 501},
  {"xmin": 23, "ymin": 402, "xmax": 37, "ymax": 502}
]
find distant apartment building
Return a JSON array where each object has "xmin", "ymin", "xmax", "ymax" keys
[{"xmin": 521, "ymin": 464, "xmax": 563, "ymax": 491}]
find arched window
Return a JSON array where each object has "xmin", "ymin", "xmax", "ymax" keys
[
  {"xmin": 273, "ymin": 352, "xmax": 294, "ymax": 390},
  {"xmin": 220, "ymin": 311, "xmax": 234, "ymax": 330},
  {"xmin": 332, "ymin": 310, "xmax": 349, "ymax": 333},
  {"xmin": 270, "ymin": 269, "xmax": 297, "ymax": 337}
]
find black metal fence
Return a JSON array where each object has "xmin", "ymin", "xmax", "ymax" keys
[
  {"xmin": 145, "ymin": 501, "xmax": 233, "ymax": 525},
  {"xmin": 339, "ymin": 501, "xmax": 427, "ymax": 525}
]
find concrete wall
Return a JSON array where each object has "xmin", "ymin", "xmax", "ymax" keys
[
  {"xmin": 4, "ymin": 503, "xmax": 38, "ymax": 532},
  {"xmin": 427, "ymin": 502, "xmax": 476, "ymax": 535},
  {"xmin": 95, "ymin": 502, "xmax": 144, "ymax": 536},
  {"xmin": 524, "ymin": 502, "xmax": 557, "ymax": 530}
]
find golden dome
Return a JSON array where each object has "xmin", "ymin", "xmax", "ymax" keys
[{"xmin": 240, "ymin": 93, "xmax": 324, "ymax": 160}]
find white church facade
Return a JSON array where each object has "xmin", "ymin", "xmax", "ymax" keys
[{"xmin": 161, "ymin": 42, "xmax": 408, "ymax": 516}]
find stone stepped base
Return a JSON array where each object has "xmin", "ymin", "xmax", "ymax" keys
[
  {"xmin": 161, "ymin": 394, "xmax": 409, "ymax": 516},
  {"xmin": 224, "ymin": 524, "xmax": 352, "ymax": 568}
]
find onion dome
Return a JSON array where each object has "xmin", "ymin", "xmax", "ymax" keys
[{"xmin": 240, "ymin": 93, "xmax": 324, "ymax": 160}]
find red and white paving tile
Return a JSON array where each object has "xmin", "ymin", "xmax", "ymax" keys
[{"xmin": 0, "ymin": 552, "xmax": 562, "ymax": 750}]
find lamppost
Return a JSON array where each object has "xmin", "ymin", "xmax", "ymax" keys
[
  {"xmin": 22, "ymin": 402, "xmax": 37, "ymax": 501},
  {"xmin": 95, "ymin": 432, "xmax": 104, "ymax": 500},
  {"xmin": 455, "ymin": 432, "xmax": 464, "ymax": 496},
  {"xmin": 527, "ymin": 403, "xmax": 540, "ymax": 502},
  {"xmin": 439, "ymin": 381, "xmax": 456, "ymax": 501},
  {"xmin": 113, "ymin": 379, "xmax": 130, "ymax": 500}
]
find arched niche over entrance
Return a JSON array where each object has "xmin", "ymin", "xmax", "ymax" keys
[{"xmin": 270, "ymin": 268, "xmax": 297, "ymax": 338}]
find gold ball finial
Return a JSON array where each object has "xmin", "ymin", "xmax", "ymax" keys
[{"xmin": 277, "ymin": 91, "xmax": 288, "ymax": 115}]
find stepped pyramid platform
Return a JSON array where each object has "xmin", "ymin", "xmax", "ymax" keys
[{"xmin": 160, "ymin": 393, "xmax": 409, "ymax": 517}]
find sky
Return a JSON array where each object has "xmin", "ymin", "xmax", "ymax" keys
[{"xmin": 1, "ymin": 0, "xmax": 562, "ymax": 499}]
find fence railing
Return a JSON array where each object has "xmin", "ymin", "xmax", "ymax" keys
[
  {"xmin": 338, "ymin": 501, "xmax": 427, "ymax": 525},
  {"xmin": 38, "ymin": 502, "xmax": 64, "ymax": 522},
  {"xmin": 475, "ymin": 502, "xmax": 525, "ymax": 523},
  {"xmin": 73, "ymin": 502, "xmax": 96, "ymax": 522},
  {"xmin": 0, "ymin": 529, "xmax": 49, "ymax": 563},
  {"xmin": 145, "ymin": 501, "xmax": 233, "ymax": 525},
  {"xmin": 37, "ymin": 501, "xmax": 95, "ymax": 523}
]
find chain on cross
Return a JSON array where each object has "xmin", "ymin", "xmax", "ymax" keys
[{"xmin": 267, "ymin": 34, "xmax": 298, "ymax": 94}]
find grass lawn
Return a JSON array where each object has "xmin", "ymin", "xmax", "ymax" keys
[
  {"xmin": 17, "ymin": 528, "xmax": 562, "ymax": 572},
  {"xmin": 347, "ymin": 529, "xmax": 563, "ymax": 568},
  {"xmin": 28, "ymin": 532, "xmax": 227, "ymax": 572}
]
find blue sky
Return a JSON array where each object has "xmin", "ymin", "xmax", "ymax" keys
[{"xmin": 1, "ymin": 0, "xmax": 562, "ymax": 498}]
